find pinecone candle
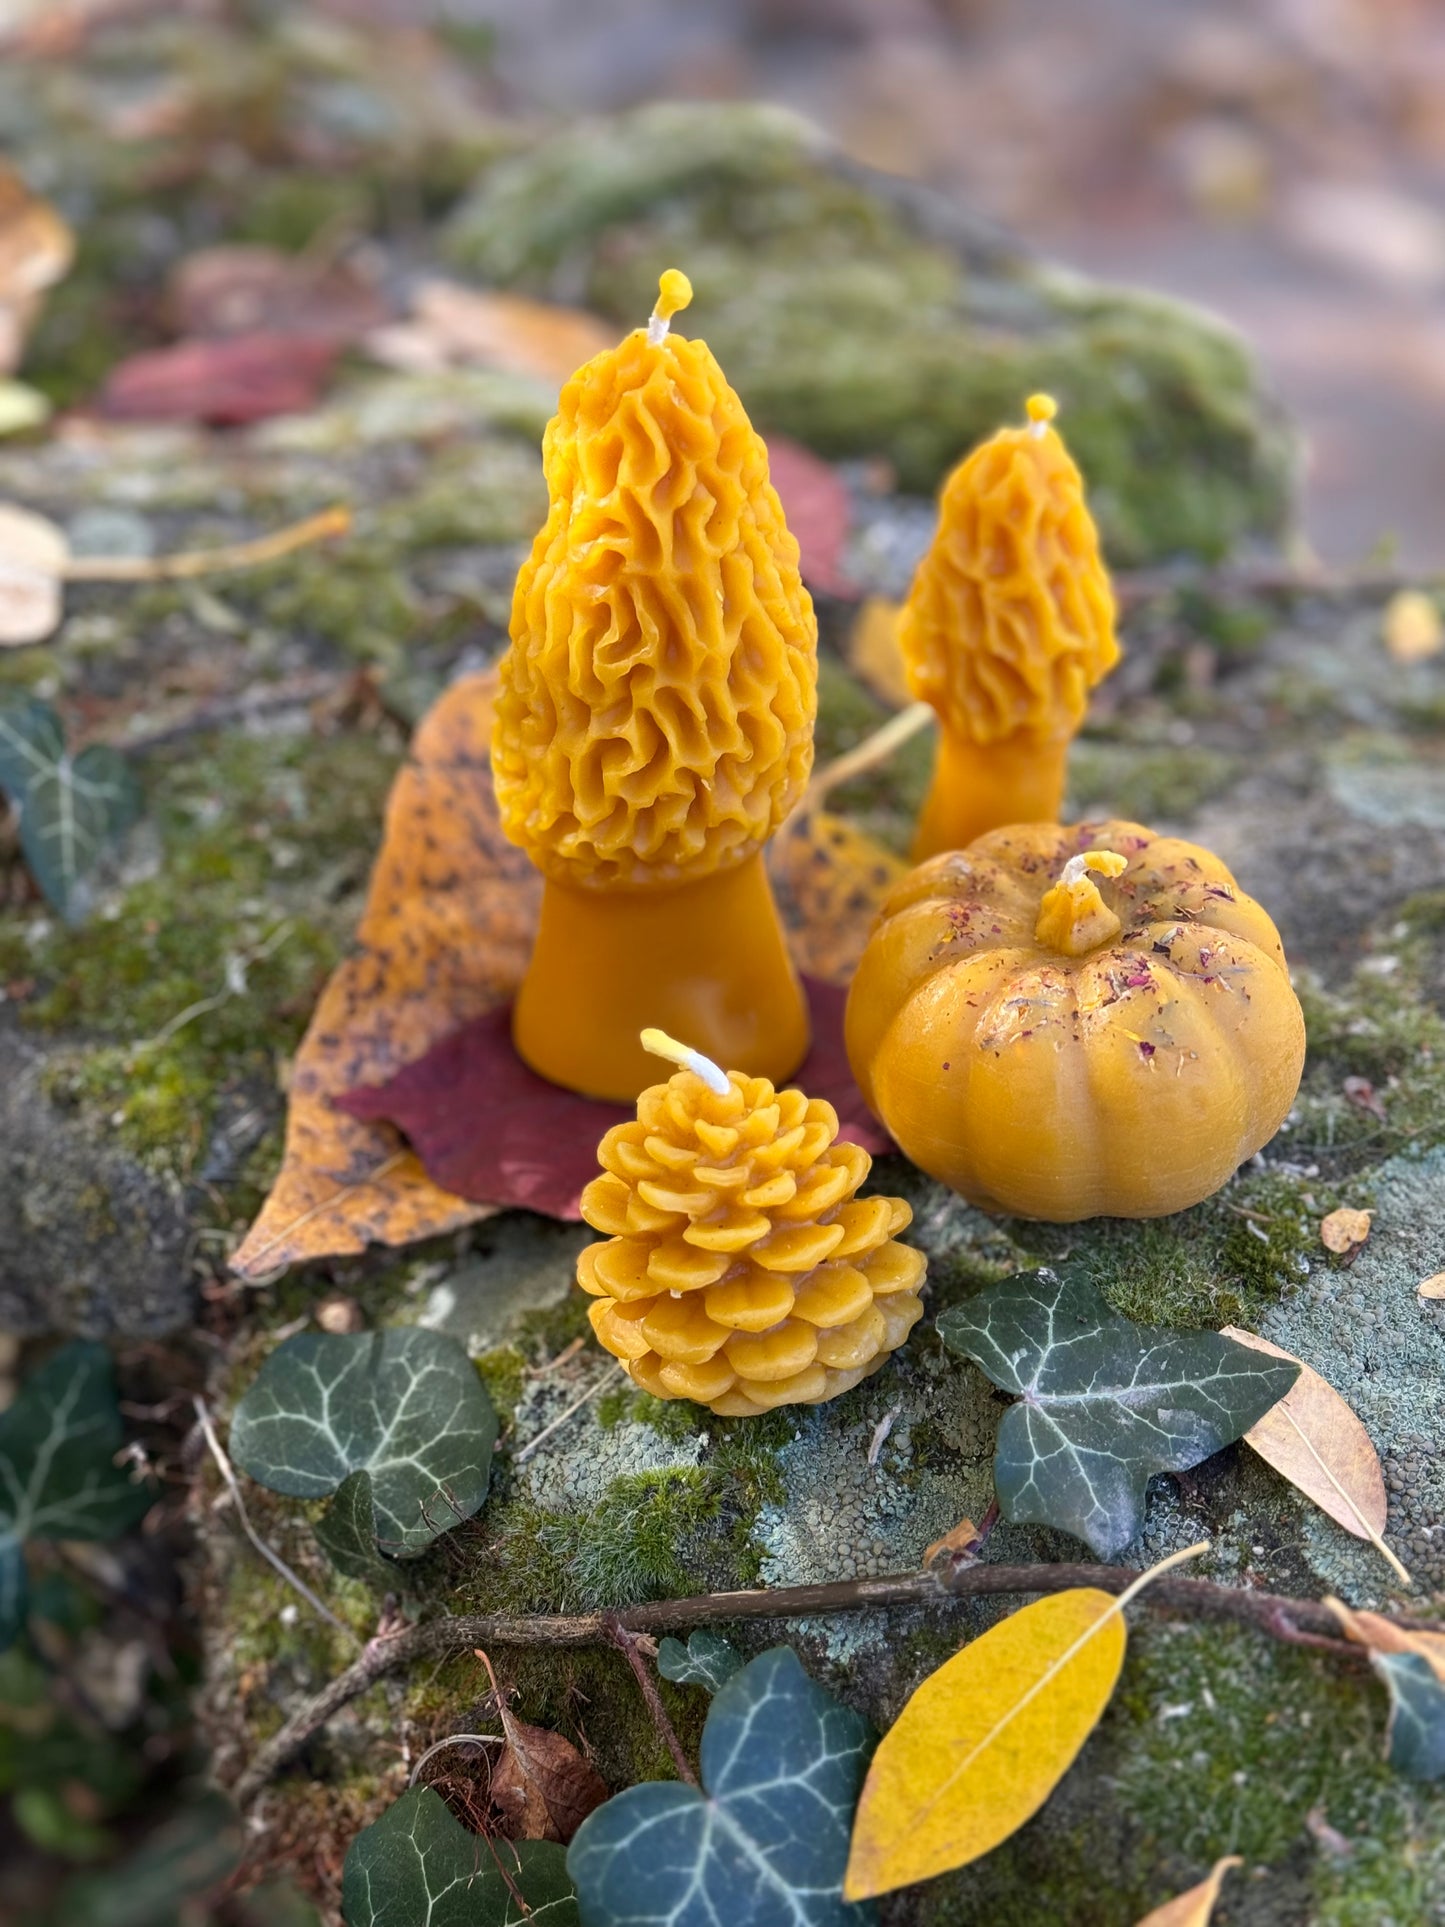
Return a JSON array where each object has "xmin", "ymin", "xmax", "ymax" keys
[{"xmin": 577, "ymin": 1030, "xmax": 926, "ymax": 1417}]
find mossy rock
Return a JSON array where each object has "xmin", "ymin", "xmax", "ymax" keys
[{"xmin": 443, "ymin": 101, "xmax": 1297, "ymax": 563}]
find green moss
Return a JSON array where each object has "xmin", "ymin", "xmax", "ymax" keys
[
  {"xmin": 1293, "ymin": 970, "xmax": 1445, "ymax": 1172},
  {"xmin": 1067, "ymin": 740, "xmax": 1240, "ymax": 827},
  {"xmin": 473, "ymin": 1346, "xmax": 528, "ymax": 1425},
  {"xmin": 0, "ymin": 726, "xmax": 398, "ymax": 1184}
]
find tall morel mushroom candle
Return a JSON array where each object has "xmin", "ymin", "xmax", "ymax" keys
[
  {"xmin": 492, "ymin": 270, "xmax": 817, "ymax": 1101},
  {"xmin": 577, "ymin": 1030, "xmax": 926, "ymax": 1416},
  {"xmin": 901, "ymin": 394, "xmax": 1120, "ymax": 859}
]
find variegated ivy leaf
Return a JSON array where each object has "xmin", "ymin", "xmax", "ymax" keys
[
  {"xmin": 567, "ymin": 1647, "xmax": 875, "ymax": 1927},
  {"xmin": 937, "ymin": 1264, "xmax": 1299, "ymax": 1558},
  {"xmin": 229, "ymin": 1328, "xmax": 497, "ymax": 1559},
  {"xmin": 0, "ymin": 1343, "xmax": 153, "ymax": 1649},
  {"xmin": 0, "ymin": 697, "xmax": 141, "ymax": 921},
  {"xmin": 1371, "ymin": 1652, "xmax": 1445, "ymax": 1781},
  {"xmin": 655, "ymin": 1629, "xmax": 742, "ymax": 1694},
  {"xmin": 342, "ymin": 1787, "xmax": 578, "ymax": 1925}
]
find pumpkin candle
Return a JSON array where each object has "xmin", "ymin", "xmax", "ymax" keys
[
  {"xmin": 577, "ymin": 1029, "xmax": 926, "ymax": 1416},
  {"xmin": 901, "ymin": 395, "xmax": 1119, "ymax": 859},
  {"xmin": 845, "ymin": 820, "xmax": 1306, "ymax": 1221},
  {"xmin": 492, "ymin": 270, "xmax": 817, "ymax": 1102}
]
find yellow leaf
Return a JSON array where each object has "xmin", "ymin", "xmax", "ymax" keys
[
  {"xmin": 847, "ymin": 595, "xmax": 912, "ymax": 708},
  {"xmin": 844, "ymin": 1587, "xmax": 1126, "ymax": 1898},
  {"xmin": 1320, "ymin": 1207, "xmax": 1371, "ymax": 1254},
  {"xmin": 1133, "ymin": 1855, "xmax": 1242, "ymax": 1926},
  {"xmin": 1418, "ymin": 1272, "xmax": 1445, "ymax": 1300},
  {"xmin": 1221, "ymin": 1326, "xmax": 1409, "ymax": 1587},
  {"xmin": 1324, "ymin": 1597, "xmax": 1445, "ymax": 1685},
  {"xmin": 1382, "ymin": 589, "xmax": 1443, "ymax": 664}
]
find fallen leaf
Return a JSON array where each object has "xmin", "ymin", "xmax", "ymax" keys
[
  {"xmin": 170, "ymin": 244, "xmax": 388, "ymax": 344},
  {"xmin": 1221, "ymin": 1326, "xmax": 1407, "ymax": 1585},
  {"xmin": 338, "ymin": 977, "xmax": 889, "ymax": 1220},
  {"xmin": 1417, "ymin": 1273, "xmax": 1445, "ymax": 1300},
  {"xmin": 1321, "ymin": 1207, "xmax": 1372, "ymax": 1255},
  {"xmin": 938, "ymin": 1265, "xmax": 1298, "ymax": 1557},
  {"xmin": 1133, "ymin": 1856, "xmax": 1242, "ymax": 1927},
  {"xmin": 0, "ymin": 163, "xmax": 73, "ymax": 377},
  {"xmin": 922, "ymin": 1516, "xmax": 980, "ymax": 1569},
  {"xmin": 1342, "ymin": 1075, "xmax": 1387, "ymax": 1122},
  {"xmin": 845, "ymin": 1587, "xmax": 1128, "ymax": 1897},
  {"xmin": 769, "ymin": 808, "xmax": 908, "ymax": 986},
  {"xmin": 0, "ymin": 504, "xmax": 66, "ymax": 645},
  {"xmin": 97, "ymin": 333, "xmax": 339, "ymax": 426},
  {"xmin": 230, "ymin": 671, "xmax": 539, "ymax": 1279},
  {"xmin": 364, "ymin": 279, "xmax": 614, "ymax": 386},
  {"xmin": 765, "ymin": 435, "xmax": 856, "ymax": 599},
  {"xmin": 478, "ymin": 1653, "xmax": 608, "ymax": 1846},
  {"xmin": 1369, "ymin": 1652, "xmax": 1445, "ymax": 1780},
  {"xmin": 1382, "ymin": 589, "xmax": 1443, "ymax": 664},
  {"xmin": 847, "ymin": 596, "xmax": 911, "ymax": 707},
  {"xmin": 1324, "ymin": 1597, "xmax": 1445, "ymax": 1685}
]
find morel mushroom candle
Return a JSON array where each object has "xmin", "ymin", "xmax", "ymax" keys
[
  {"xmin": 577, "ymin": 1029, "xmax": 925, "ymax": 1416},
  {"xmin": 901, "ymin": 395, "xmax": 1119, "ymax": 858},
  {"xmin": 492, "ymin": 271, "xmax": 817, "ymax": 1101}
]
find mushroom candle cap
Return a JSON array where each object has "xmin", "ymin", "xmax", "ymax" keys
[
  {"xmin": 493, "ymin": 270, "xmax": 818, "ymax": 891},
  {"xmin": 899, "ymin": 394, "xmax": 1119, "ymax": 746}
]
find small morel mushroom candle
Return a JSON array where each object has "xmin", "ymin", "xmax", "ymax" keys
[
  {"xmin": 901, "ymin": 395, "xmax": 1119, "ymax": 859},
  {"xmin": 845, "ymin": 820, "xmax": 1306, "ymax": 1221},
  {"xmin": 492, "ymin": 270, "xmax": 817, "ymax": 1101},
  {"xmin": 577, "ymin": 1029, "xmax": 926, "ymax": 1416}
]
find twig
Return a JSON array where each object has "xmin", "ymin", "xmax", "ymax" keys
[
  {"xmin": 801, "ymin": 700, "xmax": 934, "ymax": 811},
  {"xmin": 511, "ymin": 1364, "xmax": 623, "ymax": 1466},
  {"xmin": 63, "ymin": 505, "xmax": 350, "ymax": 583},
  {"xmin": 606, "ymin": 1617, "xmax": 698, "ymax": 1787},
  {"xmin": 231, "ymin": 1557, "xmax": 1440, "ymax": 1804},
  {"xmin": 129, "ymin": 921, "xmax": 293, "ymax": 1057},
  {"xmin": 192, "ymin": 1397, "xmax": 355, "ymax": 1645}
]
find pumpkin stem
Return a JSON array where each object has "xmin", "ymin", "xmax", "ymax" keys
[{"xmin": 1034, "ymin": 848, "xmax": 1128, "ymax": 957}]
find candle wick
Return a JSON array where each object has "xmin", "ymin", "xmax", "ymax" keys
[
  {"xmin": 640, "ymin": 1026, "xmax": 730, "ymax": 1095},
  {"xmin": 646, "ymin": 311, "xmax": 670, "ymax": 347}
]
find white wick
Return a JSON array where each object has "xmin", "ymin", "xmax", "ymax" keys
[
  {"xmin": 1029, "ymin": 416, "xmax": 1048, "ymax": 440},
  {"xmin": 646, "ymin": 310, "xmax": 670, "ymax": 347},
  {"xmin": 640, "ymin": 1027, "xmax": 730, "ymax": 1095},
  {"xmin": 1059, "ymin": 853, "xmax": 1091, "ymax": 886}
]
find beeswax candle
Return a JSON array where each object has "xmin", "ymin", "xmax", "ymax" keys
[
  {"xmin": 845, "ymin": 820, "xmax": 1306, "ymax": 1221},
  {"xmin": 577, "ymin": 1029, "xmax": 925, "ymax": 1416},
  {"xmin": 493, "ymin": 272, "xmax": 817, "ymax": 1101},
  {"xmin": 901, "ymin": 395, "xmax": 1119, "ymax": 858}
]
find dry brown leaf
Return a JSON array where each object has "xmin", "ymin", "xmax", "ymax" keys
[
  {"xmin": 1133, "ymin": 1855, "xmax": 1242, "ymax": 1927},
  {"xmin": 365, "ymin": 280, "xmax": 615, "ymax": 386},
  {"xmin": 0, "ymin": 163, "xmax": 73, "ymax": 377},
  {"xmin": 476, "ymin": 1649, "xmax": 608, "ymax": 1845},
  {"xmin": 0, "ymin": 502, "xmax": 67, "ymax": 646},
  {"xmin": 1324, "ymin": 1598, "xmax": 1445, "ymax": 1684},
  {"xmin": 1221, "ymin": 1326, "xmax": 1407, "ymax": 1585},
  {"xmin": 230, "ymin": 671, "xmax": 540, "ymax": 1279},
  {"xmin": 1382, "ymin": 589, "xmax": 1444, "ymax": 664},
  {"xmin": 1417, "ymin": 1273, "xmax": 1445, "ymax": 1300},
  {"xmin": 1320, "ymin": 1207, "xmax": 1372, "ymax": 1255},
  {"xmin": 922, "ymin": 1517, "xmax": 980, "ymax": 1569},
  {"xmin": 847, "ymin": 595, "xmax": 912, "ymax": 708},
  {"xmin": 769, "ymin": 807, "xmax": 907, "ymax": 986}
]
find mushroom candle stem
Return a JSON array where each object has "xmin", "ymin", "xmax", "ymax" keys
[{"xmin": 493, "ymin": 269, "xmax": 817, "ymax": 1102}]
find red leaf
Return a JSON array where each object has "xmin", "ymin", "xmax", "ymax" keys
[
  {"xmin": 97, "ymin": 332, "xmax": 339, "ymax": 425},
  {"xmin": 766, "ymin": 436, "xmax": 856, "ymax": 600},
  {"xmin": 337, "ymin": 977, "xmax": 890, "ymax": 1221}
]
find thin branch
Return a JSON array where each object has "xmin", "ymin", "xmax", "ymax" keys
[
  {"xmin": 63, "ymin": 505, "xmax": 350, "ymax": 582},
  {"xmin": 192, "ymin": 1397, "xmax": 355, "ymax": 1645},
  {"xmin": 606, "ymin": 1617, "xmax": 698, "ymax": 1788},
  {"xmin": 231, "ymin": 1557, "xmax": 1438, "ymax": 1805},
  {"xmin": 511, "ymin": 1364, "xmax": 623, "ymax": 1466}
]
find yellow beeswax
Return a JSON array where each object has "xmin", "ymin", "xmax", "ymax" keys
[{"xmin": 901, "ymin": 394, "xmax": 1119, "ymax": 858}]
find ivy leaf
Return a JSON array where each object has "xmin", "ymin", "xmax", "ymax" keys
[
  {"xmin": 0, "ymin": 1342, "xmax": 153, "ymax": 1650},
  {"xmin": 313, "ymin": 1470, "xmax": 399, "ymax": 1586},
  {"xmin": 341, "ymin": 1786, "xmax": 578, "ymax": 1925},
  {"xmin": 937, "ymin": 1264, "xmax": 1299, "ymax": 1557},
  {"xmin": 655, "ymin": 1629, "xmax": 742, "ymax": 1694},
  {"xmin": 0, "ymin": 698, "xmax": 141, "ymax": 921},
  {"xmin": 567, "ymin": 1646, "xmax": 874, "ymax": 1927},
  {"xmin": 60, "ymin": 1790, "xmax": 242, "ymax": 1927},
  {"xmin": 1370, "ymin": 1652, "xmax": 1445, "ymax": 1780},
  {"xmin": 229, "ymin": 1329, "xmax": 498, "ymax": 1557}
]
